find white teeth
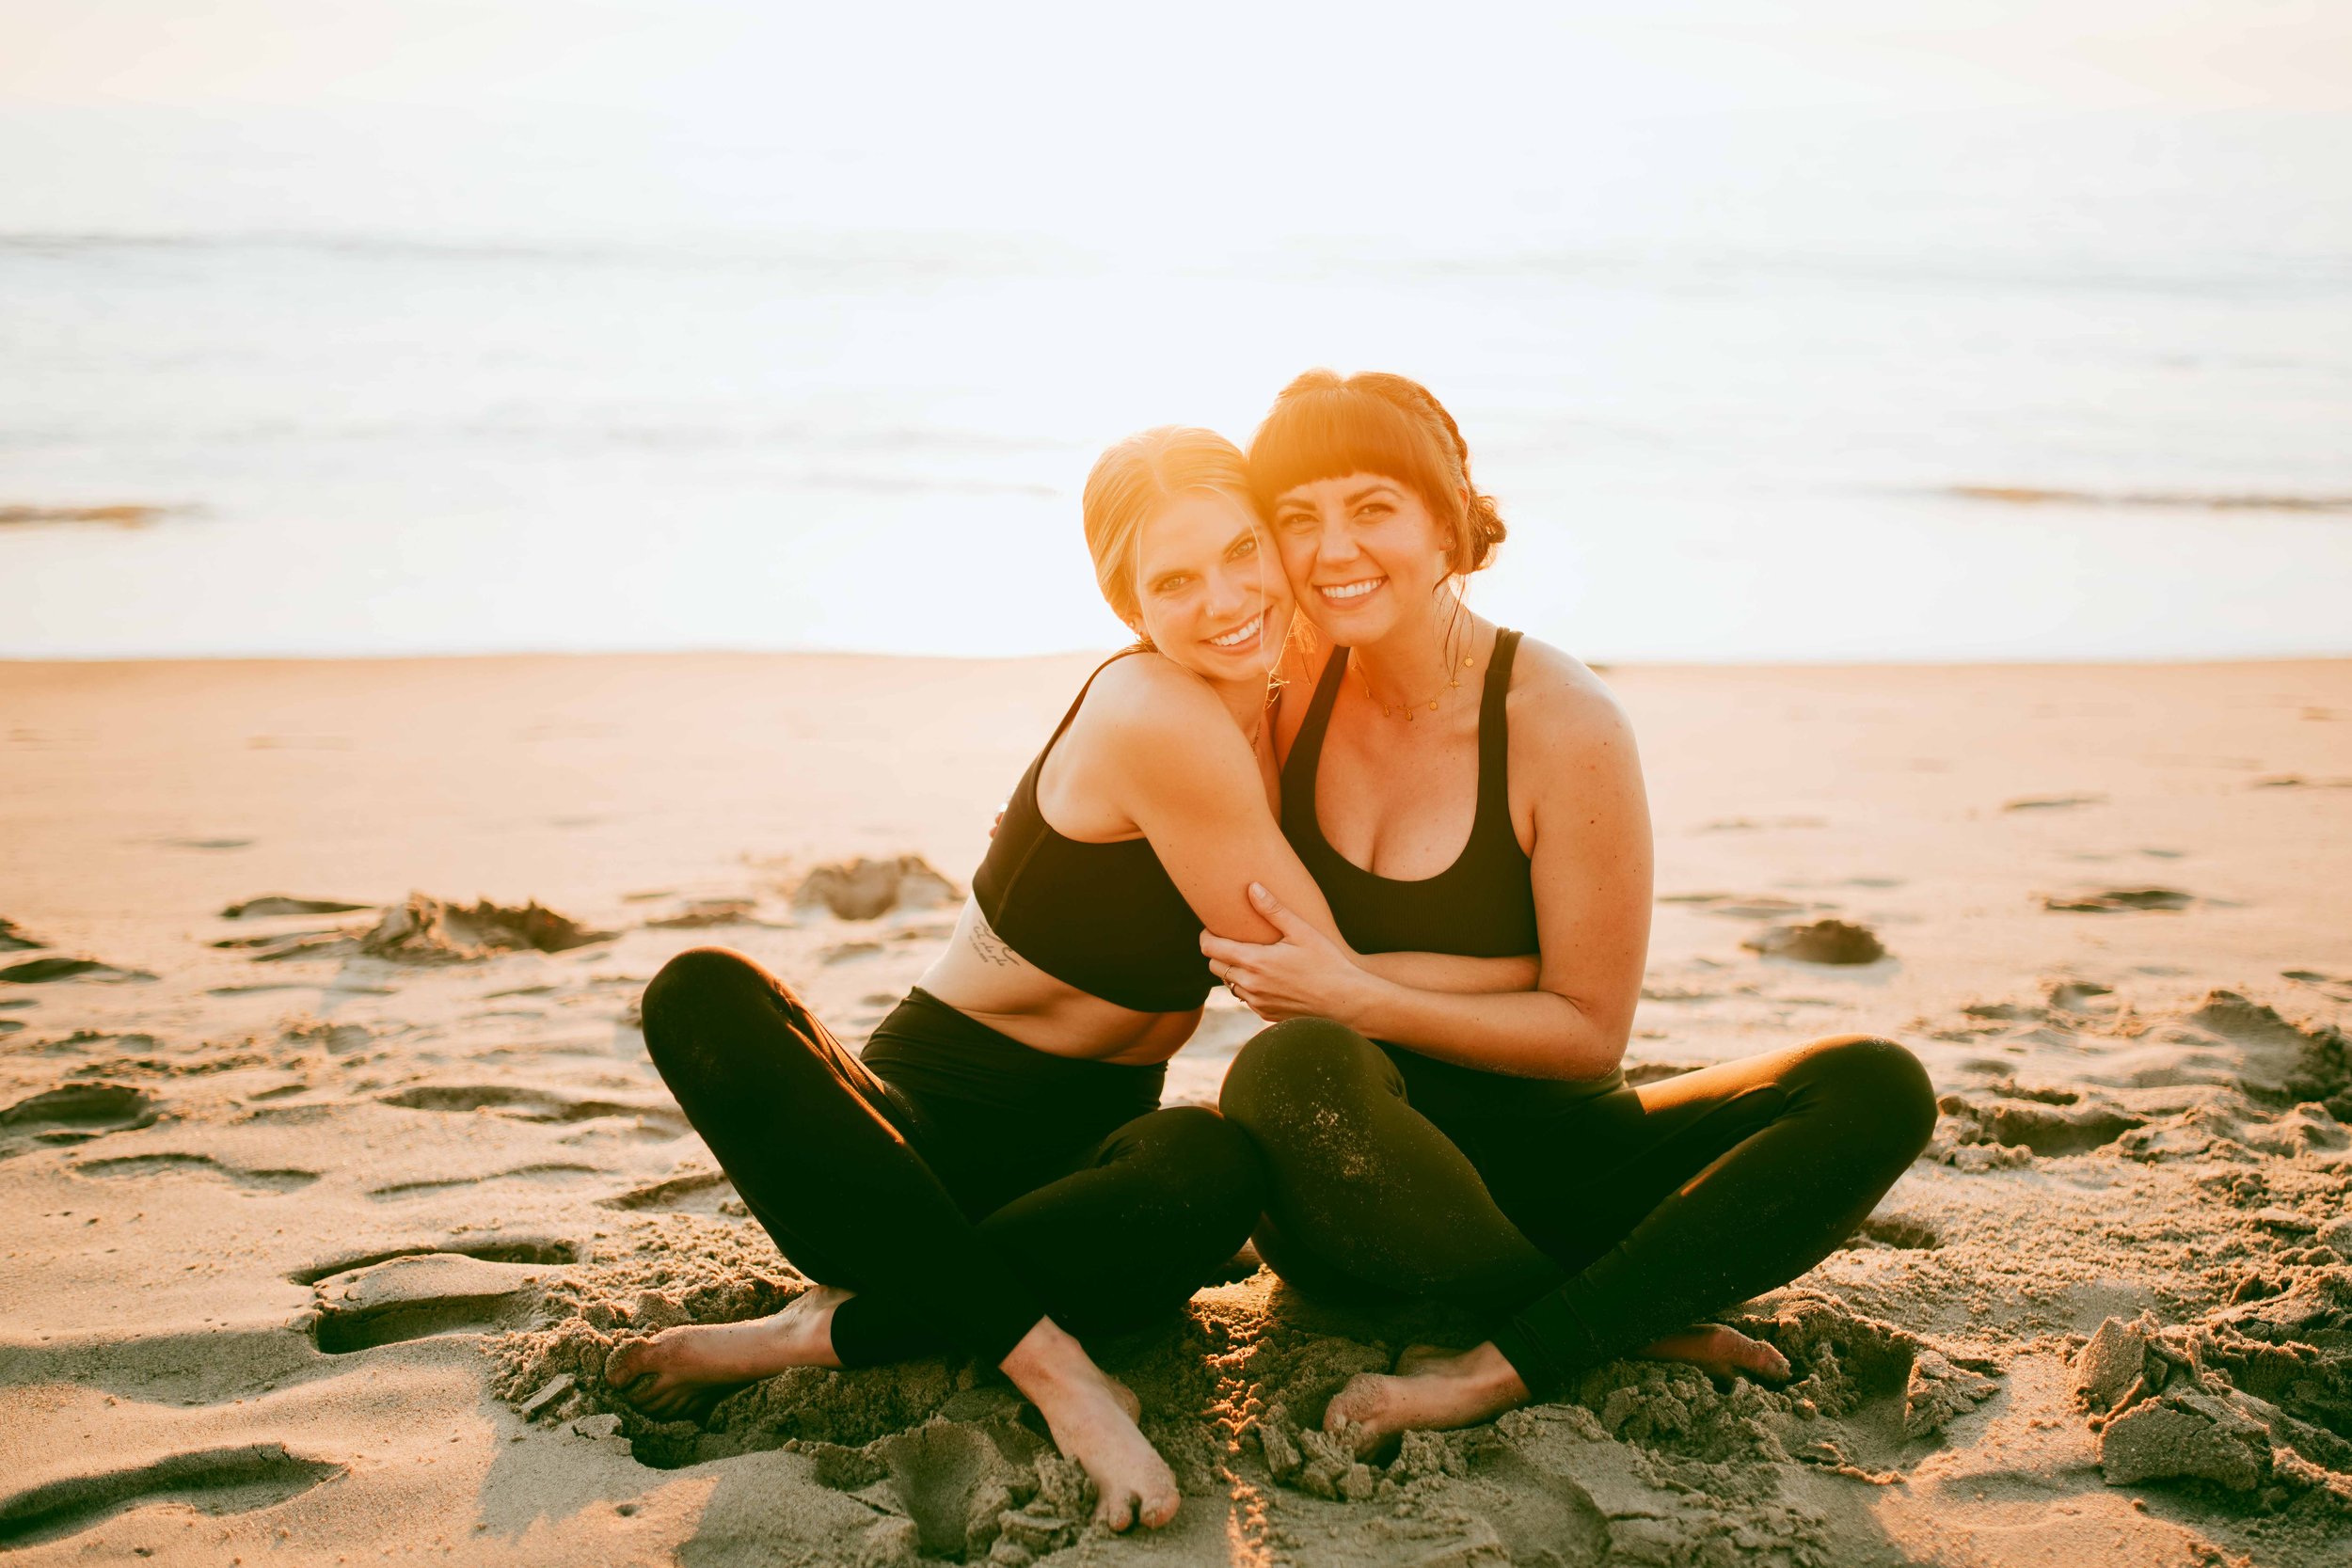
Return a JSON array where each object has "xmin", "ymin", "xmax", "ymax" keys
[
  {"xmin": 1208, "ymin": 613, "xmax": 1263, "ymax": 648},
  {"xmin": 1320, "ymin": 578, "xmax": 1381, "ymax": 601}
]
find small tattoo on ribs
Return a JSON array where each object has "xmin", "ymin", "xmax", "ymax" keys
[{"xmin": 968, "ymin": 917, "xmax": 1020, "ymax": 969}]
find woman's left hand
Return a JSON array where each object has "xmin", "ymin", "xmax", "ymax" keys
[{"xmin": 1200, "ymin": 883, "xmax": 1379, "ymax": 1025}]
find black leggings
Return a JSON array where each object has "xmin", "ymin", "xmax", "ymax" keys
[
  {"xmin": 639, "ymin": 948, "xmax": 1264, "ymax": 1368},
  {"xmin": 1218, "ymin": 1020, "xmax": 1938, "ymax": 1399}
]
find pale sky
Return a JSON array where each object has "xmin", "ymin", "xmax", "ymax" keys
[
  {"xmin": 4, "ymin": 1, "xmax": 2345, "ymax": 250},
  {"xmin": 4, "ymin": 1, "xmax": 2347, "ymax": 112}
]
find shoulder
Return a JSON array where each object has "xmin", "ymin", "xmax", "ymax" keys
[
  {"xmin": 1504, "ymin": 635, "xmax": 1643, "ymax": 782},
  {"xmin": 1069, "ymin": 651, "xmax": 1242, "ymax": 756}
]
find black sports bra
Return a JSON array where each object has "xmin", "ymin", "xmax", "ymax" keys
[
  {"xmin": 970, "ymin": 650, "xmax": 1214, "ymax": 1014},
  {"xmin": 1283, "ymin": 629, "xmax": 1623, "ymax": 1115},
  {"xmin": 1280, "ymin": 628, "xmax": 1539, "ymax": 958}
]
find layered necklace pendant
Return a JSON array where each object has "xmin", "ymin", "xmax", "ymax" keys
[{"xmin": 1377, "ymin": 655, "xmax": 1475, "ymax": 722}]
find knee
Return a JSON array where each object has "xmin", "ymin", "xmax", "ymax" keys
[
  {"xmin": 1807, "ymin": 1035, "xmax": 1938, "ymax": 1159},
  {"xmin": 1218, "ymin": 1016, "xmax": 1387, "ymax": 1135},
  {"xmin": 1150, "ymin": 1105, "xmax": 1266, "ymax": 1224},
  {"xmin": 640, "ymin": 947, "xmax": 776, "ymax": 1052}
]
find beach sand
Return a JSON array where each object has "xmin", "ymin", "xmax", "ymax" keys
[{"xmin": 2, "ymin": 652, "xmax": 2347, "ymax": 1565}]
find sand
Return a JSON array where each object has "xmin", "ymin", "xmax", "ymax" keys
[{"xmin": 2, "ymin": 651, "xmax": 2348, "ymax": 1566}]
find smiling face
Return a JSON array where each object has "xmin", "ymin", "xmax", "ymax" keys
[
  {"xmin": 1129, "ymin": 488, "xmax": 1293, "ymax": 681},
  {"xmin": 1269, "ymin": 471, "xmax": 1454, "ymax": 645}
]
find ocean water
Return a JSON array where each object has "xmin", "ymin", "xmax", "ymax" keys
[{"xmin": 4, "ymin": 103, "xmax": 2349, "ymax": 663}]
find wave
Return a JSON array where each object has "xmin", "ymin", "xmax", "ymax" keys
[
  {"xmin": 0, "ymin": 504, "xmax": 177, "ymax": 528},
  {"xmin": 1944, "ymin": 486, "xmax": 2352, "ymax": 515}
]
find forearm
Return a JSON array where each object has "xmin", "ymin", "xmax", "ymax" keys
[
  {"xmin": 1356, "ymin": 950, "xmax": 1541, "ymax": 996},
  {"xmin": 1340, "ymin": 980, "xmax": 1627, "ymax": 1082}
]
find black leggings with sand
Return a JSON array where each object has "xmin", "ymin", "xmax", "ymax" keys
[
  {"xmin": 639, "ymin": 948, "xmax": 1263, "ymax": 1369},
  {"xmin": 1218, "ymin": 1020, "xmax": 1938, "ymax": 1399}
]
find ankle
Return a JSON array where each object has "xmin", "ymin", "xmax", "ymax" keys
[
  {"xmin": 998, "ymin": 1317, "xmax": 1089, "ymax": 1393},
  {"xmin": 1453, "ymin": 1342, "xmax": 1532, "ymax": 1402}
]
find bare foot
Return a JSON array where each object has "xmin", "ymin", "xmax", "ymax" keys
[
  {"xmin": 1324, "ymin": 1341, "xmax": 1530, "ymax": 1457},
  {"xmin": 999, "ymin": 1319, "xmax": 1179, "ymax": 1532},
  {"xmin": 1638, "ymin": 1323, "xmax": 1791, "ymax": 1384},
  {"xmin": 606, "ymin": 1285, "xmax": 850, "ymax": 1421}
]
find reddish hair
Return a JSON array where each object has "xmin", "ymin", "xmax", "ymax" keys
[{"xmin": 1246, "ymin": 370, "xmax": 1506, "ymax": 575}]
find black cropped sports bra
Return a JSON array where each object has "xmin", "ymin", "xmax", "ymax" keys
[
  {"xmin": 971, "ymin": 650, "xmax": 1215, "ymax": 1014},
  {"xmin": 1282, "ymin": 628, "xmax": 1621, "ymax": 1115},
  {"xmin": 1280, "ymin": 628, "xmax": 1540, "ymax": 958}
]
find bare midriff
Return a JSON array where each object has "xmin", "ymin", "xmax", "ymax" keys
[{"xmin": 914, "ymin": 898, "xmax": 1202, "ymax": 1067}]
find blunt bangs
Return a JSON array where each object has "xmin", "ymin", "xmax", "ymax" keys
[{"xmin": 1247, "ymin": 384, "xmax": 1454, "ymax": 522}]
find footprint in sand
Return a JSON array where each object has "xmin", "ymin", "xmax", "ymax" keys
[
  {"xmin": 2045, "ymin": 979, "xmax": 2117, "ymax": 1013},
  {"xmin": 1658, "ymin": 893, "xmax": 1816, "ymax": 920},
  {"xmin": 308, "ymin": 1251, "xmax": 569, "ymax": 1354},
  {"xmin": 209, "ymin": 929, "xmax": 344, "ymax": 952},
  {"xmin": 2040, "ymin": 887, "xmax": 2195, "ymax": 913},
  {"xmin": 645, "ymin": 897, "xmax": 764, "ymax": 929},
  {"xmin": 0, "ymin": 1085, "xmax": 160, "ymax": 1160},
  {"xmin": 288, "ymin": 1237, "xmax": 578, "ymax": 1286},
  {"xmin": 366, "ymin": 1163, "xmax": 607, "ymax": 1203},
  {"xmin": 597, "ymin": 1170, "xmax": 740, "ymax": 1214},
  {"xmin": 862, "ymin": 1420, "xmax": 1063, "ymax": 1560},
  {"xmin": 2002, "ymin": 793, "xmax": 2106, "ymax": 812},
  {"xmin": 69, "ymin": 1151, "xmax": 319, "ymax": 1193},
  {"xmin": 0, "ymin": 956, "xmax": 155, "ymax": 984},
  {"xmin": 375, "ymin": 1083, "xmax": 688, "ymax": 1139},
  {"xmin": 0, "ymin": 1443, "xmax": 342, "ymax": 1550},
  {"xmin": 2282, "ymin": 969, "xmax": 2352, "ymax": 1003},
  {"xmin": 1935, "ymin": 1088, "xmax": 2142, "ymax": 1157},
  {"xmin": 220, "ymin": 895, "xmax": 373, "ymax": 918}
]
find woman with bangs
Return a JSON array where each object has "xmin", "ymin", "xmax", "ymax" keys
[
  {"xmin": 608, "ymin": 426, "xmax": 1540, "ymax": 1531},
  {"xmin": 1203, "ymin": 371, "xmax": 1940, "ymax": 1450}
]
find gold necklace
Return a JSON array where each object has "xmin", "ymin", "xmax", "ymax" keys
[{"xmin": 1359, "ymin": 650, "xmax": 1477, "ymax": 722}]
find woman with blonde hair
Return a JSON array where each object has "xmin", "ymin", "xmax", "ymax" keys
[
  {"xmin": 610, "ymin": 425, "xmax": 1532, "ymax": 1530},
  {"xmin": 1206, "ymin": 370, "xmax": 1940, "ymax": 1449}
]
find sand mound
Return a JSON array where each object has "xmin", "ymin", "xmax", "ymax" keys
[
  {"xmin": 1742, "ymin": 919, "xmax": 1887, "ymax": 965},
  {"xmin": 2075, "ymin": 1304, "xmax": 2352, "ymax": 1513},
  {"xmin": 360, "ymin": 893, "xmax": 613, "ymax": 962},
  {"xmin": 793, "ymin": 857, "xmax": 961, "ymax": 921}
]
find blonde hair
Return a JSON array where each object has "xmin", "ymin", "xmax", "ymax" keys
[{"xmin": 1082, "ymin": 426, "xmax": 1257, "ymax": 630}]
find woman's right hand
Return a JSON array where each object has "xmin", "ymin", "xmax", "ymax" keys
[{"xmin": 1200, "ymin": 882, "xmax": 1384, "ymax": 1025}]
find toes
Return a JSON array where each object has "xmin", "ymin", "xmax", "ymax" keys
[
  {"xmin": 1323, "ymin": 1382, "xmax": 1378, "ymax": 1435},
  {"xmin": 1098, "ymin": 1491, "xmax": 1136, "ymax": 1533},
  {"xmin": 1139, "ymin": 1485, "xmax": 1181, "ymax": 1529}
]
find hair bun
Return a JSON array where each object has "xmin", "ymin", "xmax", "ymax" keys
[{"xmin": 1467, "ymin": 490, "xmax": 1506, "ymax": 570}]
